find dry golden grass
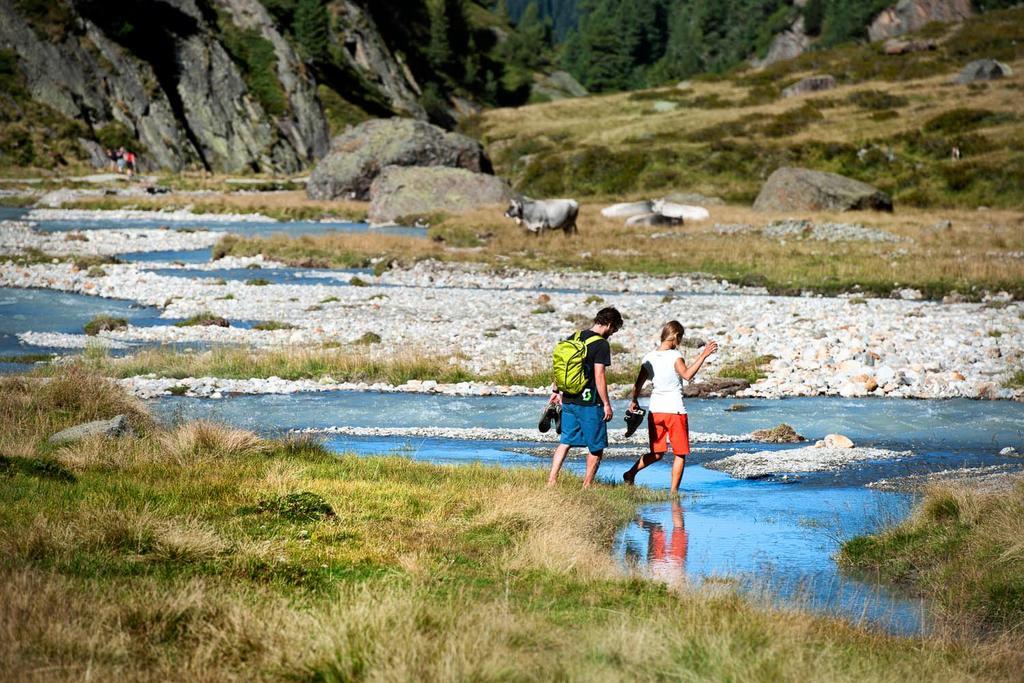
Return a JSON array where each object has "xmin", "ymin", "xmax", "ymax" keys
[
  {"xmin": 159, "ymin": 420, "xmax": 267, "ymax": 466},
  {"xmin": 220, "ymin": 200, "xmax": 1024, "ymax": 297},
  {"xmin": 64, "ymin": 190, "xmax": 367, "ymax": 221}
]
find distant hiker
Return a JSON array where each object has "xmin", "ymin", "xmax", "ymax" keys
[
  {"xmin": 547, "ymin": 306, "xmax": 623, "ymax": 488},
  {"xmin": 951, "ymin": 145, "xmax": 962, "ymax": 161},
  {"xmin": 125, "ymin": 149, "xmax": 136, "ymax": 178},
  {"xmin": 116, "ymin": 146, "xmax": 127, "ymax": 174},
  {"xmin": 106, "ymin": 148, "xmax": 118, "ymax": 172},
  {"xmin": 622, "ymin": 321, "xmax": 718, "ymax": 493}
]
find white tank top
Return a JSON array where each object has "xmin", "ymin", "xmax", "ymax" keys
[{"xmin": 642, "ymin": 349, "xmax": 687, "ymax": 414}]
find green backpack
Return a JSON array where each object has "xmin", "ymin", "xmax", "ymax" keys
[{"xmin": 552, "ymin": 332, "xmax": 603, "ymax": 394}]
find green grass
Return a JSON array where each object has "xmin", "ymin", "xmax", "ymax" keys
[
  {"xmin": 76, "ymin": 346, "xmax": 641, "ymax": 389},
  {"xmin": 839, "ymin": 481, "xmax": 1024, "ymax": 629},
  {"xmin": 174, "ymin": 313, "xmax": 229, "ymax": 328},
  {"xmin": 1004, "ymin": 370, "xmax": 1024, "ymax": 389},
  {"xmin": 2, "ymin": 366, "xmax": 1023, "ymax": 679},
  {"xmin": 717, "ymin": 355, "xmax": 776, "ymax": 383},
  {"xmin": 252, "ymin": 320, "xmax": 296, "ymax": 331}
]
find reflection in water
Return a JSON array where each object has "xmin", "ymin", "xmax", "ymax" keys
[{"xmin": 624, "ymin": 498, "xmax": 688, "ymax": 586}]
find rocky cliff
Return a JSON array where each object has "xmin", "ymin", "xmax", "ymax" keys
[
  {"xmin": 0, "ymin": 0, "xmax": 333, "ymax": 172},
  {"xmin": 0, "ymin": 0, "xmax": 460, "ymax": 173}
]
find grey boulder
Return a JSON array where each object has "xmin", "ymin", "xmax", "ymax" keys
[
  {"xmin": 367, "ymin": 166, "xmax": 513, "ymax": 225},
  {"xmin": 954, "ymin": 59, "xmax": 1013, "ymax": 84},
  {"xmin": 48, "ymin": 415, "xmax": 130, "ymax": 445},
  {"xmin": 781, "ymin": 75, "xmax": 837, "ymax": 98},
  {"xmin": 753, "ymin": 167, "xmax": 893, "ymax": 213},
  {"xmin": 308, "ymin": 118, "xmax": 493, "ymax": 201}
]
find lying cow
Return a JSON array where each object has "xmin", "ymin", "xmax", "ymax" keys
[{"xmin": 504, "ymin": 197, "xmax": 579, "ymax": 235}]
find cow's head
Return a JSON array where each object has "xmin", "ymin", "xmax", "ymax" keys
[{"xmin": 504, "ymin": 198, "xmax": 523, "ymax": 221}]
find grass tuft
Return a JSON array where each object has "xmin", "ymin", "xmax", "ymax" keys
[{"xmin": 83, "ymin": 315, "xmax": 127, "ymax": 336}]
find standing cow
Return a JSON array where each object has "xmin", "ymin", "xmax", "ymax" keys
[{"xmin": 504, "ymin": 197, "xmax": 579, "ymax": 235}]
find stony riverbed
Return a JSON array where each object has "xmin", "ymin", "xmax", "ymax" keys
[{"xmin": 2, "ymin": 212, "xmax": 1023, "ymax": 401}]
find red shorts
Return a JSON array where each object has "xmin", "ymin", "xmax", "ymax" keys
[{"xmin": 648, "ymin": 412, "xmax": 690, "ymax": 456}]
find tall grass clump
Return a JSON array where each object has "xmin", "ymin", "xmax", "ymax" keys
[
  {"xmin": 160, "ymin": 420, "xmax": 266, "ymax": 466},
  {"xmin": 0, "ymin": 365, "xmax": 151, "ymax": 454},
  {"xmin": 840, "ymin": 480, "xmax": 1024, "ymax": 629}
]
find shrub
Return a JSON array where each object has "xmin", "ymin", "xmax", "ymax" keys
[
  {"xmin": 83, "ymin": 316, "xmax": 127, "ymax": 336},
  {"xmin": 354, "ymin": 331, "xmax": 381, "ymax": 345},
  {"xmin": 0, "ymin": 454, "xmax": 76, "ymax": 482},
  {"xmin": 95, "ymin": 121, "xmax": 138, "ymax": 152},
  {"xmin": 846, "ymin": 90, "xmax": 908, "ymax": 111},
  {"xmin": 72, "ymin": 255, "xmax": 120, "ymax": 270},
  {"xmin": 175, "ymin": 313, "xmax": 229, "ymax": 327},
  {"xmin": 923, "ymin": 108, "xmax": 1001, "ymax": 134},
  {"xmin": 255, "ymin": 491, "xmax": 335, "ymax": 521},
  {"xmin": 86, "ymin": 266, "xmax": 107, "ymax": 278},
  {"xmin": 253, "ymin": 320, "xmax": 296, "ymax": 331},
  {"xmin": 245, "ymin": 278, "xmax": 271, "ymax": 286},
  {"xmin": 0, "ymin": 124, "xmax": 35, "ymax": 167},
  {"xmin": 762, "ymin": 104, "xmax": 824, "ymax": 138}
]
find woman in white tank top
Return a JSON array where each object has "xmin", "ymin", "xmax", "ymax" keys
[{"xmin": 622, "ymin": 320, "xmax": 718, "ymax": 492}]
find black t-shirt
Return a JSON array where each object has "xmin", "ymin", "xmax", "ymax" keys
[{"xmin": 562, "ymin": 329, "xmax": 612, "ymax": 406}]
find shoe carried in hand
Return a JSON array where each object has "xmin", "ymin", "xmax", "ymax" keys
[
  {"xmin": 623, "ymin": 406, "xmax": 646, "ymax": 438},
  {"xmin": 538, "ymin": 401, "xmax": 560, "ymax": 433}
]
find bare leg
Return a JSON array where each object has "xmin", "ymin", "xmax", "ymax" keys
[
  {"xmin": 670, "ymin": 454, "xmax": 687, "ymax": 493},
  {"xmin": 622, "ymin": 451, "xmax": 664, "ymax": 484},
  {"xmin": 547, "ymin": 443, "xmax": 571, "ymax": 487},
  {"xmin": 582, "ymin": 450, "xmax": 603, "ymax": 488}
]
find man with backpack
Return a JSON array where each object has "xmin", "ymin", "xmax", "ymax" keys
[{"xmin": 547, "ymin": 306, "xmax": 623, "ymax": 488}]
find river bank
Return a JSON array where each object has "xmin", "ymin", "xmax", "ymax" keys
[{"xmin": 3, "ymin": 368, "xmax": 1022, "ymax": 680}]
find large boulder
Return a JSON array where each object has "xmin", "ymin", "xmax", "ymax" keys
[
  {"xmin": 367, "ymin": 166, "xmax": 513, "ymax": 225},
  {"xmin": 308, "ymin": 119, "xmax": 492, "ymax": 201},
  {"xmin": 48, "ymin": 415, "xmax": 130, "ymax": 445},
  {"xmin": 954, "ymin": 59, "xmax": 1013, "ymax": 84},
  {"xmin": 781, "ymin": 75, "xmax": 837, "ymax": 98},
  {"xmin": 753, "ymin": 167, "xmax": 893, "ymax": 213},
  {"xmin": 752, "ymin": 16, "xmax": 811, "ymax": 68},
  {"xmin": 868, "ymin": 0, "xmax": 972, "ymax": 42},
  {"xmin": 532, "ymin": 71, "xmax": 588, "ymax": 101}
]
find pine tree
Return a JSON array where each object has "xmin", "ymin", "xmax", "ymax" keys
[
  {"xmin": 427, "ymin": 0, "xmax": 453, "ymax": 76},
  {"xmin": 294, "ymin": 0, "xmax": 329, "ymax": 65}
]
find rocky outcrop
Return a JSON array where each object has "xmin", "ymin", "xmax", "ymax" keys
[
  {"xmin": 367, "ymin": 166, "xmax": 512, "ymax": 225},
  {"xmin": 868, "ymin": 0, "xmax": 972, "ymax": 42},
  {"xmin": 753, "ymin": 16, "xmax": 811, "ymax": 69},
  {"xmin": 532, "ymin": 71, "xmax": 588, "ymax": 101},
  {"xmin": 0, "ymin": 0, "xmax": 327, "ymax": 173},
  {"xmin": 753, "ymin": 167, "xmax": 894, "ymax": 213},
  {"xmin": 308, "ymin": 118, "xmax": 492, "ymax": 200},
  {"xmin": 954, "ymin": 59, "xmax": 1013, "ymax": 84},
  {"xmin": 48, "ymin": 415, "xmax": 130, "ymax": 445},
  {"xmin": 330, "ymin": 2, "xmax": 426, "ymax": 119},
  {"xmin": 782, "ymin": 75, "xmax": 837, "ymax": 98}
]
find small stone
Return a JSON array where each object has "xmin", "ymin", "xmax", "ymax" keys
[{"xmin": 999, "ymin": 446, "xmax": 1018, "ymax": 457}]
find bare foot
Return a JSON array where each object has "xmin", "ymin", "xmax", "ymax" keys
[{"xmin": 622, "ymin": 470, "xmax": 635, "ymax": 486}]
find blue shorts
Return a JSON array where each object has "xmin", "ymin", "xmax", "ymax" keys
[{"xmin": 559, "ymin": 403, "xmax": 608, "ymax": 453}]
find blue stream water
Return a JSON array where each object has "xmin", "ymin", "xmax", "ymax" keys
[
  {"xmin": 148, "ymin": 391, "xmax": 1024, "ymax": 635},
  {"xmin": 28, "ymin": 214, "xmax": 425, "ymax": 238}
]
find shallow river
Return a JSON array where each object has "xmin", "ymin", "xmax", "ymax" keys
[
  {"xmin": 5, "ymin": 206, "xmax": 1023, "ymax": 636},
  {"xmin": 148, "ymin": 392, "xmax": 1024, "ymax": 635}
]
